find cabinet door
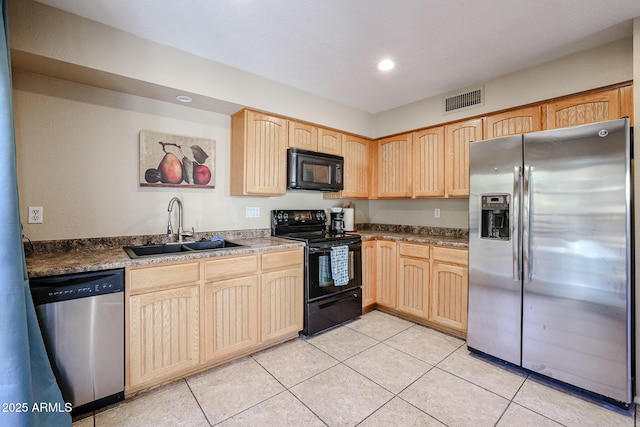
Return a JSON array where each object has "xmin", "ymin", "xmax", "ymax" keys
[
  {"xmin": 231, "ymin": 110, "xmax": 287, "ymax": 196},
  {"xmin": 484, "ymin": 106, "xmax": 543, "ymax": 138},
  {"xmin": 445, "ymin": 119, "xmax": 482, "ymax": 198},
  {"xmin": 377, "ymin": 134, "xmax": 412, "ymax": 198},
  {"xmin": 317, "ymin": 128, "xmax": 343, "ymax": 156},
  {"xmin": 545, "ymin": 89, "xmax": 620, "ymax": 129},
  {"xmin": 413, "ymin": 127, "xmax": 445, "ymax": 197},
  {"xmin": 289, "ymin": 121, "xmax": 317, "ymax": 151},
  {"xmin": 128, "ymin": 286, "xmax": 199, "ymax": 388},
  {"xmin": 375, "ymin": 240, "xmax": 397, "ymax": 308},
  {"xmin": 343, "ymin": 135, "xmax": 371, "ymax": 198},
  {"xmin": 324, "ymin": 135, "xmax": 371, "ymax": 200},
  {"xmin": 362, "ymin": 240, "xmax": 377, "ymax": 308},
  {"xmin": 398, "ymin": 256, "xmax": 430, "ymax": 319},
  {"xmin": 203, "ymin": 275, "xmax": 258, "ymax": 362},
  {"xmin": 620, "ymin": 85, "xmax": 634, "ymax": 127},
  {"xmin": 430, "ymin": 262, "xmax": 468, "ymax": 332},
  {"xmin": 261, "ymin": 266, "xmax": 304, "ymax": 344}
]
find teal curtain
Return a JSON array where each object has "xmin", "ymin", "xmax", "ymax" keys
[{"xmin": 0, "ymin": 1, "xmax": 71, "ymax": 426}]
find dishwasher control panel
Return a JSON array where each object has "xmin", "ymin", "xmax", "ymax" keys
[{"xmin": 30, "ymin": 269, "xmax": 124, "ymax": 304}]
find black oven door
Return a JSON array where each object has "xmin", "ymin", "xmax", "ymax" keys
[{"xmin": 307, "ymin": 240, "xmax": 362, "ymax": 301}]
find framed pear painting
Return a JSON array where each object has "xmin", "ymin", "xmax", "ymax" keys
[{"xmin": 139, "ymin": 130, "xmax": 215, "ymax": 188}]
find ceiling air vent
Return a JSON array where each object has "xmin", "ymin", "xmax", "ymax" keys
[{"xmin": 443, "ymin": 87, "xmax": 484, "ymax": 114}]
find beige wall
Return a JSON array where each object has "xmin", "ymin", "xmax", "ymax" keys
[
  {"xmin": 14, "ymin": 72, "xmax": 364, "ymax": 241},
  {"xmin": 372, "ymin": 37, "xmax": 633, "ymax": 137},
  {"xmin": 366, "ymin": 199, "xmax": 468, "ymax": 228},
  {"xmin": 10, "ymin": 0, "xmax": 639, "ymax": 239},
  {"xmin": 8, "ymin": 0, "xmax": 374, "ymax": 137}
]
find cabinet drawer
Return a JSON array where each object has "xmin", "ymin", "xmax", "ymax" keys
[
  {"xmin": 129, "ymin": 262, "xmax": 200, "ymax": 293},
  {"xmin": 204, "ymin": 255, "xmax": 258, "ymax": 281},
  {"xmin": 261, "ymin": 248, "xmax": 304, "ymax": 271},
  {"xmin": 432, "ymin": 246, "xmax": 468, "ymax": 266},
  {"xmin": 398, "ymin": 242, "xmax": 430, "ymax": 259}
]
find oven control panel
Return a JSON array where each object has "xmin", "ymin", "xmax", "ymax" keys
[{"xmin": 272, "ymin": 210, "xmax": 326, "ymax": 226}]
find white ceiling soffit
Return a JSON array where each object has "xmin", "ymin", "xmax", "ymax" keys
[{"xmin": 33, "ymin": 0, "xmax": 640, "ymax": 114}]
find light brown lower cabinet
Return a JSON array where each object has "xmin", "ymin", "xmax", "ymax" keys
[
  {"xmin": 127, "ymin": 262, "xmax": 200, "ymax": 388},
  {"xmin": 367, "ymin": 240, "xmax": 468, "ymax": 335},
  {"xmin": 261, "ymin": 250, "xmax": 304, "ymax": 344},
  {"xmin": 203, "ymin": 255, "xmax": 260, "ymax": 362},
  {"xmin": 397, "ymin": 242, "xmax": 430, "ymax": 319},
  {"xmin": 126, "ymin": 248, "xmax": 303, "ymax": 394},
  {"xmin": 362, "ymin": 240, "xmax": 377, "ymax": 308},
  {"xmin": 430, "ymin": 247, "xmax": 468, "ymax": 333},
  {"xmin": 375, "ymin": 240, "xmax": 397, "ymax": 308}
]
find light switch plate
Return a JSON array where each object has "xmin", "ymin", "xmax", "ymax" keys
[
  {"xmin": 245, "ymin": 207, "xmax": 260, "ymax": 218},
  {"xmin": 434, "ymin": 208, "xmax": 441, "ymax": 218}
]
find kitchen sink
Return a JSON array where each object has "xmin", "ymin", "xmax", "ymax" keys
[{"xmin": 124, "ymin": 239, "xmax": 245, "ymax": 258}]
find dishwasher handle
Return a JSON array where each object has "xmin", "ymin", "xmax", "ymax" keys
[{"xmin": 30, "ymin": 269, "xmax": 124, "ymax": 305}]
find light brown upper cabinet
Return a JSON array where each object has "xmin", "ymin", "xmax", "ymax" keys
[
  {"xmin": 545, "ymin": 89, "xmax": 620, "ymax": 129},
  {"xmin": 288, "ymin": 121, "xmax": 318, "ymax": 151},
  {"xmin": 326, "ymin": 135, "xmax": 372, "ymax": 199},
  {"xmin": 445, "ymin": 118, "xmax": 482, "ymax": 198},
  {"xmin": 230, "ymin": 109, "xmax": 288, "ymax": 196},
  {"xmin": 377, "ymin": 133, "xmax": 412, "ymax": 198},
  {"xmin": 484, "ymin": 106, "xmax": 543, "ymax": 139},
  {"xmin": 317, "ymin": 128, "xmax": 343, "ymax": 156},
  {"xmin": 620, "ymin": 86, "xmax": 634, "ymax": 127},
  {"xmin": 412, "ymin": 127, "xmax": 445, "ymax": 198}
]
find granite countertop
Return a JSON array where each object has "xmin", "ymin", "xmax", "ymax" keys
[
  {"xmin": 356, "ymin": 231, "xmax": 468, "ymax": 248},
  {"xmin": 355, "ymin": 223, "xmax": 468, "ymax": 248},
  {"xmin": 26, "ymin": 236, "xmax": 305, "ymax": 278},
  {"xmin": 25, "ymin": 224, "xmax": 468, "ymax": 278}
]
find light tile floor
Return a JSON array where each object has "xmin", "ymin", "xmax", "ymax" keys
[{"xmin": 74, "ymin": 310, "xmax": 636, "ymax": 427}]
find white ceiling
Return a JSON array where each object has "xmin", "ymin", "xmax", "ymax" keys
[{"xmin": 33, "ymin": 0, "xmax": 640, "ymax": 114}]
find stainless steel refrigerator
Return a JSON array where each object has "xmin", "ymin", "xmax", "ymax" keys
[{"xmin": 467, "ymin": 118, "xmax": 632, "ymax": 405}]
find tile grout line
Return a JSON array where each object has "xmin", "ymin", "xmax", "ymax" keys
[
  {"xmin": 184, "ymin": 378, "xmax": 214, "ymax": 426},
  {"xmin": 249, "ymin": 351, "xmax": 336, "ymax": 426}
]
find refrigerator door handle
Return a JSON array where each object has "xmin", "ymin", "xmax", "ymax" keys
[
  {"xmin": 512, "ymin": 166, "xmax": 521, "ymax": 281},
  {"xmin": 522, "ymin": 164, "xmax": 532, "ymax": 283}
]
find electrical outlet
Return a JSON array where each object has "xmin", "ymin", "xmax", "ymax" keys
[
  {"xmin": 245, "ymin": 207, "xmax": 260, "ymax": 218},
  {"xmin": 28, "ymin": 206, "xmax": 43, "ymax": 224},
  {"xmin": 434, "ymin": 208, "xmax": 441, "ymax": 218}
]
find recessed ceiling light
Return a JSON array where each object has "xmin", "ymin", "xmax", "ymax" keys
[
  {"xmin": 377, "ymin": 58, "xmax": 395, "ymax": 71},
  {"xmin": 176, "ymin": 95, "xmax": 193, "ymax": 103}
]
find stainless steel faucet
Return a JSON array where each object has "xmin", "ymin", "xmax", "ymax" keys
[{"xmin": 167, "ymin": 197, "xmax": 187, "ymax": 243}]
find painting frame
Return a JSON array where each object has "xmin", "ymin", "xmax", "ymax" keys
[{"xmin": 139, "ymin": 130, "xmax": 216, "ymax": 189}]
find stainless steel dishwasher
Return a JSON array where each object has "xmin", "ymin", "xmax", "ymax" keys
[{"xmin": 30, "ymin": 269, "xmax": 125, "ymax": 416}]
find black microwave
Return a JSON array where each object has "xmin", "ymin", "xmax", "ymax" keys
[{"xmin": 287, "ymin": 148, "xmax": 344, "ymax": 192}]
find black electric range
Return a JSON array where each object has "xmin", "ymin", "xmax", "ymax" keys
[{"xmin": 272, "ymin": 210, "xmax": 362, "ymax": 335}]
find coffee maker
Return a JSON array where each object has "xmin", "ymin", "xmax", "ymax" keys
[{"xmin": 330, "ymin": 210, "xmax": 345, "ymax": 235}]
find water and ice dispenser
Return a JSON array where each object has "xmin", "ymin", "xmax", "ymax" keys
[{"xmin": 480, "ymin": 194, "xmax": 510, "ymax": 240}]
